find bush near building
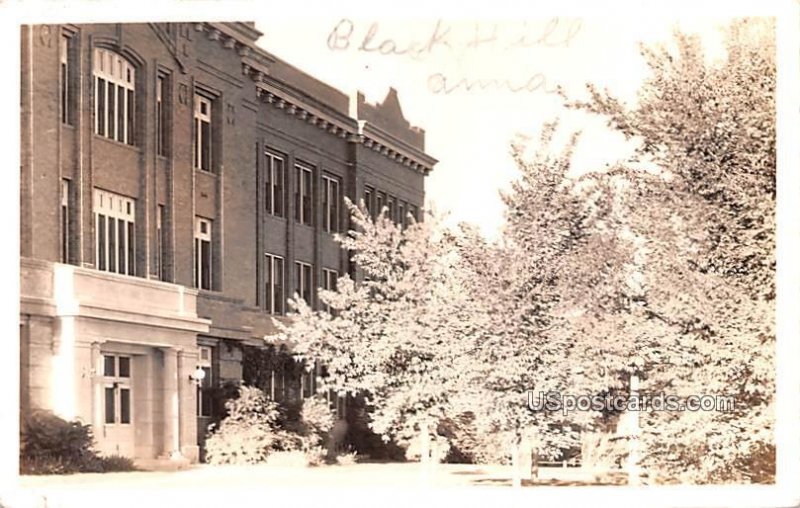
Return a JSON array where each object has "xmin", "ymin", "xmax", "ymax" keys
[{"xmin": 20, "ymin": 410, "xmax": 136, "ymax": 475}]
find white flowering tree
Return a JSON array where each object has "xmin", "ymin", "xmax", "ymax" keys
[
  {"xmin": 453, "ymin": 124, "xmax": 641, "ymax": 485},
  {"xmin": 274, "ymin": 201, "xmax": 482, "ymax": 463},
  {"xmin": 566, "ymin": 19, "xmax": 776, "ymax": 483}
]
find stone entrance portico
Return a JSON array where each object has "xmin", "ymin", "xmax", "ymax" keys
[{"xmin": 20, "ymin": 259, "xmax": 210, "ymax": 462}]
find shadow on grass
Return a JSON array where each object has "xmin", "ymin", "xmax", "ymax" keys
[{"xmin": 470, "ymin": 475, "xmax": 627, "ymax": 487}]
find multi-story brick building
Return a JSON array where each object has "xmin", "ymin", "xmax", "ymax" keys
[{"xmin": 19, "ymin": 22, "xmax": 436, "ymax": 464}]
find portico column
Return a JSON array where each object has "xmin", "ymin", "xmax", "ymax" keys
[
  {"xmin": 163, "ymin": 347, "xmax": 182, "ymax": 459},
  {"xmin": 91, "ymin": 342, "xmax": 103, "ymax": 434}
]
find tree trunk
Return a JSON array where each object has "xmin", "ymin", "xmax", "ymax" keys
[
  {"xmin": 510, "ymin": 433, "xmax": 523, "ymax": 487},
  {"xmin": 419, "ymin": 419, "xmax": 431, "ymax": 465}
]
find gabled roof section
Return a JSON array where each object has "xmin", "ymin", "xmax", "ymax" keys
[{"xmin": 352, "ymin": 88, "xmax": 426, "ymax": 152}]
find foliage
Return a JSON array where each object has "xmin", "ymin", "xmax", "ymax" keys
[
  {"xmin": 336, "ymin": 450, "xmax": 359, "ymax": 465},
  {"xmin": 204, "ymin": 385, "xmax": 301, "ymax": 465},
  {"xmin": 20, "ymin": 410, "xmax": 136, "ymax": 475},
  {"xmin": 563, "ymin": 18, "xmax": 775, "ymax": 483},
  {"xmin": 275, "ymin": 202, "xmax": 482, "ymax": 459}
]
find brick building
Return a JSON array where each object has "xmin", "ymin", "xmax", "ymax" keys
[{"xmin": 19, "ymin": 22, "xmax": 436, "ymax": 464}]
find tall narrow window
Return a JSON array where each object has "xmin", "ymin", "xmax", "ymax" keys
[
  {"xmin": 94, "ymin": 189, "xmax": 135, "ymax": 276},
  {"xmin": 265, "ymin": 254, "xmax": 285, "ymax": 315},
  {"xmin": 322, "ymin": 174, "xmax": 340, "ymax": 233},
  {"xmin": 60, "ymin": 35, "xmax": 74, "ymax": 126},
  {"xmin": 194, "ymin": 94, "xmax": 212, "ymax": 172},
  {"xmin": 265, "ymin": 152, "xmax": 285, "ymax": 217},
  {"xmin": 61, "ymin": 179, "xmax": 70, "ymax": 264},
  {"xmin": 399, "ymin": 201, "xmax": 406, "ymax": 229},
  {"xmin": 194, "ymin": 217, "xmax": 212, "ymax": 290},
  {"xmin": 156, "ymin": 205, "xmax": 167, "ymax": 281},
  {"xmin": 295, "ymin": 261, "xmax": 313, "ymax": 305},
  {"xmin": 322, "ymin": 268, "xmax": 338, "ymax": 314},
  {"xmin": 197, "ymin": 346, "xmax": 213, "ymax": 418},
  {"xmin": 376, "ymin": 191, "xmax": 386, "ymax": 218},
  {"xmin": 387, "ymin": 196, "xmax": 397, "ymax": 224},
  {"xmin": 295, "ymin": 164, "xmax": 313, "ymax": 226},
  {"xmin": 409, "ymin": 204, "xmax": 419, "ymax": 224},
  {"xmin": 363, "ymin": 186, "xmax": 374, "ymax": 219},
  {"xmin": 93, "ymin": 48, "xmax": 135, "ymax": 145},
  {"xmin": 156, "ymin": 75, "xmax": 169, "ymax": 157}
]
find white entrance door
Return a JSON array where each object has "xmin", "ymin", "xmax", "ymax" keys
[{"xmin": 100, "ymin": 354, "xmax": 135, "ymax": 457}]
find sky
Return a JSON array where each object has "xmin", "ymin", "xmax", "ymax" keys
[{"xmin": 249, "ymin": 15, "xmax": 731, "ymax": 238}]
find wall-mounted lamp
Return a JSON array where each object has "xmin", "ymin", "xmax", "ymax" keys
[{"xmin": 189, "ymin": 366, "xmax": 206, "ymax": 387}]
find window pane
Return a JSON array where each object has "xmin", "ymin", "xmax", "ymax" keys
[
  {"xmin": 265, "ymin": 159, "xmax": 272, "ymax": 213},
  {"xmin": 97, "ymin": 215, "xmax": 106, "ymax": 271},
  {"xmin": 126, "ymin": 89, "xmax": 135, "ymax": 145},
  {"xmin": 304, "ymin": 265, "xmax": 311, "ymax": 304},
  {"xmin": 108, "ymin": 217, "xmax": 116, "ymax": 273},
  {"xmin": 127, "ymin": 221, "xmax": 135, "ymax": 276},
  {"xmin": 118, "ymin": 218, "xmax": 126, "ymax": 274},
  {"xmin": 103, "ymin": 355, "xmax": 115, "ymax": 376},
  {"xmin": 275, "ymin": 161, "xmax": 284, "ymax": 217},
  {"xmin": 107, "ymin": 83, "xmax": 116, "ymax": 140},
  {"xmin": 303, "ymin": 171, "xmax": 312, "ymax": 225},
  {"xmin": 97, "ymin": 78, "xmax": 106, "ymax": 136},
  {"xmin": 61, "ymin": 59, "xmax": 68, "ymax": 124},
  {"xmin": 332, "ymin": 180, "xmax": 339, "ymax": 232},
  {"xmin": 117, "ymin": 85, "xmax": 125, "ymax": 142},
  {"xmin": 120, "ymin": 388, "xmax": 131, "ymax": 424},
  {"xmin": 275, "ymin": 258, "xmax": 284, "ymax": 314},
  {"xmin": 105, "ymin": 387, "xmax": 115, "ymax": 424},
  {"xmin": 322, "ymin": 179, "xmax": 329, "ymax": 231},
  {"xmin": 201, "ymin": 240, "xmax": 211, "ymax": 290},
  {"xmin": 295, "ymin": 169, "xmax": 301, "ymax": 223},
  {"xmin": 295, "ymin": 263, "xmax": 302, "ymax": 300},
  {"xmin": 200, "ymin": 121, "xmax": 211, "ymax": 171},
  {"xmin": 118, "ymin": 356, "xmax": 130, "ymax": 378}
]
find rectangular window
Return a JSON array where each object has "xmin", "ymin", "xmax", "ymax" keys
[
  {"xmin": 156, "ymin": 75, "xmax": 169, "ymax": 157},
  {"xmin": 94, "ymin": 189, "xmax": 135, "ymax": 276},
  {"xmin": 322, "ymin": 268, "xmax": 338, "ymax": 314},
  {"xmin": 295, "ymin": 164, "xmax": 313, "ymax": 226},
  {"xmin": 102, "ymin": 355, "xmax": 132, "ymax": 425},
  {"xmin": 104, "ymin": 387, "xmax": 115, "ymax": 424},
  {"xmin": 295, "ymin": 261, "xmax": 313, "ymax": 305},
  {"xmin": 399, "ymin": 201, "xmax": 406, "ymax": 229},
  {"xmin": 322, "ymin": 174, "xmax": 340, "ymax": 233},
  {"xmin": 118, "ymin": 356, "xmax": 130, "ymax": 378},
  {"xmin": 387, "ymin": 196, "xmax": 397, "ymax": 224},
  {"xmin": 194, "ymin": 94, "xmax": 212, "ymax": 171},
  {"xmin": 60, "ymin": 34, "xmax": 74, "ymax": 125},
  {"xmin": 61, "ymin": 179, "xmax": 70, "ymax": 264},
  {"xmin": 409, "ymin": 204, "xmax": 419, "ymax": 223},
  {"xmin": 120, "ymin": 388, "xmax": 131, "ymax": 424},
  {"xmin": 364, "ymin": 186, "xmax": 374, "ymax": 219},
  {"xmin": 265, "ymin": 253, "xmax": 285, "ymax": 315},
  {"xmin": 195, "ymin": 217, "xmax": 212, "ymax": 290},
  {"xmin": 377, "ymin": 191, "xmax": 386, "ymax": 218},
  {"xmin": 265, "ymin": 152, "xmax": 285, "ymax": 217},
  {"xmin": 156, "ymin": 205, "xmax": 167, "ymax": 281},
  {"xmin": 103, "ymin": 355, "xmax": 115, "ymax": 376},
  {"xmin": 197, "ymin": 346, "xmax": 213, "ymax": 418},
  {"xmin": 93, "ymin": 48, "xmax": 135, "ymax": 144}
]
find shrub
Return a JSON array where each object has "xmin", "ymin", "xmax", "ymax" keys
[
  {"xmin": 299, "ymin": 397, "xmax": 336, "ymax": 448},
  {"xmin": 204, "ymin": 385, "xmax": 291, "ymax": 465},
  {"xmin": 98, "ymin": 454, "xmax": 137, "ymax": 473},
  {"xmin": 20, "ymin": 410, "xmax": 97, "ymax": 475},
  {"xmin": 336, "ymin": 450, "xmax": 358, "ymax": 465}
]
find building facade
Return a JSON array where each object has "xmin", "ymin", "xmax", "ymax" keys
[{"xmin": 19, "ymin": 22, "xmax": 436, "ymax": 464}]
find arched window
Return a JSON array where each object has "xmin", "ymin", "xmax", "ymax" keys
[{"xmin": 93, "ymin": 48, "xmax": 135, "ymax": 145}]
